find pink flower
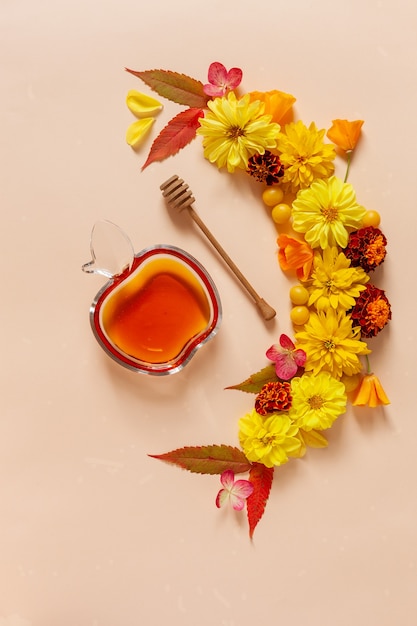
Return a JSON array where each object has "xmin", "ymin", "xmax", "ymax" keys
[
  {"xmin": 203, "ymin": 62, "xmax": 243, "ymax": 98},
  {"xmin": 215, "ymin": 470, "xmax": 253, "ymax": 511},
  {"xmin": 266, "ymin": 334, "xmax": 306, "ymax": 380}
]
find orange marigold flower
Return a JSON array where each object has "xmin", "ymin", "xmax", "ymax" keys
[
  {"xmin": 248, "ymin": 89, "xmax": 296, "ymax": 125},
  {"xmin": 327, "ymin": 119, "xmax": 364, "ymax": 152},
  {"xmin": 352, "ymin": 373, "xmax": 390, "ymax": 407},
  {"xmin": 277, "ymin": 234, "xmax": 314, "ymax": 281},
  {"xmin": 350, "ymin": 284, "xmax": 391, "ymax": 338},
  {"xmin": 255, "ymin": 381, "xmax": 292, "ymax": 415},
  {"xmin": 345, "ymin": 226, "xmax": 387, "ymax": 273}
]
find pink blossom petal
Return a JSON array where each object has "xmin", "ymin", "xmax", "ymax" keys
[
  {"xmin": 225, "ymin": 67, "xmax": 243, "ymax": 89},
  {"xmin": 274, "ymin": 353, "xmax": 298, "ymax": 380},
  {"xmin": 220, "ymin": 469, "xmax": 235, "ymax": 489},
  {"xmin": 203, "ymin": 84, "xmax": 225, "ymax": 98},
  {"xmin": 216, "ymin": 488, "xmax": 229, "ymax": 508},
  {"xmin": 266, "ymin": 344, "xmax": 281, "ymax": 361},
  {"xmin": 279, "ymin": 334, "xmax": 295, "ymax": 351},
  {"xmin": 232, "ymin": 480, "xmax": 254, "ymax": 499},
  {"xmin": 229, "ymin": 494, "xmax": 245, "ymax": 511},
  {"xmin": 229, "ymin": 480, "xmax": 253, "ymax": 511},
  {"xmin": 293, "ymin": 348, "xmax": 307, "ymax": 367},
  {"xmin": 207, "ymin": 62, "xmax": 227, "ymax": 86}
]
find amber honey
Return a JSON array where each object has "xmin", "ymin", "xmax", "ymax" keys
[{"xmin": 101, "ymin": 256, "xmax": 212, "ymax": 364}]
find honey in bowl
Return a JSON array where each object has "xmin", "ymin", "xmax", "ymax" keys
[
  {"xmin": 89, "ymin": 245, "xmax": 222, "ymax": 375},
  {"xmin": 101, "ymin": 256, "xmax": 211, "ymax": 364}
]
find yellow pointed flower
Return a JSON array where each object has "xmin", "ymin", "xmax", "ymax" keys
[
  {"xmin": 238, "ymin": 409, "xmax": 302, "ymax": 468},
  {"xmin": 292, "ymin": 176, "xmax": 367, "ymax": 249},
  {"xmin": 196, "ymin": 92, "xmax": 280, "ymax": 173},
  {"xmin": 308, "ymin": 246, "xmax": 369, "ymax": 311},
  {"xmin": 289, "ymin": 372, "xmax": 347, "ymax": 432},
  {"xmin": 352, "ymin": 373, "xmax": 390, "ymax": 407},
  {"xmin": 295, "ymin": 308, "xmax": 370, "ymax": 379},
  {"xmin": 327, "ymin": 119, "xmax": 364, "ymax": 152},
  {"xmin": 276, "ymin": 121, "xmax": 336, "ymax": 193}
]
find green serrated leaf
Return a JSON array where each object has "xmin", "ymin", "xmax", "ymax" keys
[
  {"xmin": 226, "ymin": 365, "xmax": 279, "ymax": 394},
  {"xmin": 126, "ymin": 68, "xmax": 209, "ymax": 108},
  {"xmin": 149, "ymin": 444, "xmax": 252, "ymax": 475}
]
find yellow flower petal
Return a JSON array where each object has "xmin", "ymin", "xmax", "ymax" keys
[
  {"xmin": 126, "ymin": 90, "xmax": 162, "ymax": 117},
  {"xmin": 126, "ymin": 118, "xmax": 155, "ymax": 147},
  {"xmin": 300, "ymin": 428, "xmax": 328, "ymax": 448}
]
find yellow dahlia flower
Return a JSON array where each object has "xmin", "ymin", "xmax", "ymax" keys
[
  {"xmin": 295, "ymin": 308, "xmax": 370, "ymax": 379},
  {"xmin": 238, "ymin": 409, "xmax": 302, "ymax": 468},
  {"xmin": 292, "ymin": 176, "xmax": 367, "ymax": 249},
  {"xmin": 196, "ymin": 92, "xmax": 280, "ymax": 173},
  {"xmin": 308, "ymin": 246, "xmax": 369, "ymax": 311},
  {"xmin": 289, "ymin": 372, "xmax": 347, "ymax": 431},
  {"xmin": 276, "ymin": 121, "xmax": 336, "ymax": 192}
]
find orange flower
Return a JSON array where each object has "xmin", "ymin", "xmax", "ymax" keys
[
  {"xmin": 327, "ymin": 119, "xmax": 364, "ymax": 152},
  {"xmin": 248, "ymin": 90, "xmax": 296, "ymax": 125},
  {"xmin": 352, "ymin": 373, "xmax": 390, "ymax": 407},
  {"xmin": 277, "ymin": 234, "xmax": 314, "ymax": 280}
]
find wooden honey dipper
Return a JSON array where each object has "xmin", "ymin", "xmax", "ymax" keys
[{"xmin": 160, "ymin": 175, "xmax": 276, "ymax": 321}]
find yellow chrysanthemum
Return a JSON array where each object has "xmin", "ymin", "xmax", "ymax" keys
[
  {"xmin": 292, "ymin": 176, "xmax": 367, "ymax": 249},
  {"xmin": 289, "ymin": 372, "xmax": 347, "ymax": 431},
  {"xmin": 295, "ymin": 308, "xmax": 370, "ymax": 379},
  {"xmin": 308, "ymin": 246, "xmax": 369, "ymax": 311},
  {"xmin": 196, "ymin": 92, "xmax": 280, "ymax": 173},
  {"xmin": 238, "ymin": 409, "xmax": 302, "ymax": 468},
  {"xmin": 276, "ymin": 121, "xmax": 336, "ymax": 192}
]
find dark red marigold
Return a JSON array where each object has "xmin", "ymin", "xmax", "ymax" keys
[
  {"xmin": 255, "ymin": 381, "xmax": 292, "ymax": 415},
  {"xmin": 344, "ymin": 226, "xmax": 387, "ymax": 273},
  {"xmin": 247, "ymin": 150, "xmax": 284, "ymax": 186},
  {"xmin": 350, "ymin": 284, "xmax": 392, "ymax": 338}
]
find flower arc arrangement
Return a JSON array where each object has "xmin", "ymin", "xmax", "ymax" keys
[{"xmin": 125, "ymin": 61, "xmax": 391, "ymax": 537}]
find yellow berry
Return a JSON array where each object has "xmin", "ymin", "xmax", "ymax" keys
[
  {"xmin": 271, "ymin": 203, "xmax": 292, "ymax": 224},
  {"xmin": 362, "ymin": 210, "xmax": 381, "ymax": 228},
  {"xmin": 290, "ymin": 305, "xmax": 310, "ymax": 326},
  {"xmin": 289, "ymin": 285, "xmax": 309, "ymax": 305},
  {"xmin": 262, "ymin": 187, "xmax": 284, "ymax": 207}
]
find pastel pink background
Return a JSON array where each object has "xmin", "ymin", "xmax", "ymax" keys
[{"xmin": 1, "ymin": 0, "xmax": 415, "ymax": 624}]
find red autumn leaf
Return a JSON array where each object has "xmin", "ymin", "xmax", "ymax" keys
[
  {"xmin": 125, "ymin": 68, "xmax": 209, "ymax": 109},
  {"xmin": 142, "ymin": 107, "xmax": 204, "ymax": 169},
  {"xmin": 225, "ymin": 365, "xmax": 279, "ymax": 394},
  {"xmin": 246, "ymin": 463, "xmax": 274, "ymax": 538},
  {"xmin": 149, "ymin": 444, "xmax": 252, "ymax": 475}
]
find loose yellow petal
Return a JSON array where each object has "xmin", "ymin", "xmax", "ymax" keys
[
  {"xmin": 126, "ymin": 90, "xmax": 162, "ymax": 117},
  {"xmin": 300, "ymin": 429, "xmax": 328, "ymax": 448},
  {"xmin": 126, "ymin": 118, "xmax": 155, "ymax": 147}
]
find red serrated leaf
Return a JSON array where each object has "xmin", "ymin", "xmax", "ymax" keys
[
  {"xmin": 246, "ymin": 463, "xmax": 274, "ymax": 538},
  {"xmin": 142, "ymin": 107, "xmax": 203, "ymax": 169},
  {"xmin": 149, "ymin": 444, "xmax": 252, "ymax": 475},
  {"xmin": 226, "ymin": 365, "xmax": 279, "ymax": 394},
  {"xmin": 126, "ymin": 68, "xmax": 209, "ymax": 108}
]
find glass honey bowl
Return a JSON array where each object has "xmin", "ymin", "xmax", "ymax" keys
[{"xmin": 82, "ymin": 221, "xmax": 222, "ymax": 375}]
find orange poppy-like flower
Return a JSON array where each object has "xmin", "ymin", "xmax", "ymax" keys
[
  {"xmin": 326, "ymin": 119, "xmax": 364, "ymax": 152},
  {"xmin": 248, "ymin": 90, "xmax": 296, "ymax": 126},
  {"xmin": 352, "ymin": 373, "xmax": 390, "ymax": 407},
  {"xmin": 277, "ymin": 234, "xmax": 314, "ymax": 280}
]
